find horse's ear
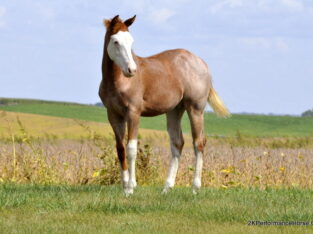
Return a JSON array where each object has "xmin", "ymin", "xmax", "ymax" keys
[
  {"xmin": 103, "ymin": 15, "xmax": 120, "ymax": 29},
  {"xmin": 103, "ymin": 19, "xmax": 111, "ymax": 29},
  {"xmin": 111, "ymin": 15, "xmax": 120, "ymax": 24},
  {"xmin": 124, "ymin": 15, "xmax": 136, "ymax": 27}
]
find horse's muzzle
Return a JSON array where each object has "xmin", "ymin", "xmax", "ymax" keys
[{"xmin": 124, "ymin": 67, "xmax": 136, "ymax": 77}]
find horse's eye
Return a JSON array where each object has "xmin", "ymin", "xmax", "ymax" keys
[{"xmin": 114, "ymin": 41, "xmax": 119, "ymax": 45}]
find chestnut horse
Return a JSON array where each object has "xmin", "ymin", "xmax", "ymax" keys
[{"xmin": 99, "ymin": 15, "xmax": 230, "ymax": 195}]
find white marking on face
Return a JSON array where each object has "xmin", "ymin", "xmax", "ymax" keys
[{"xmin": 107, "ymin": 31, "xmax": 137, "ymax": 77}]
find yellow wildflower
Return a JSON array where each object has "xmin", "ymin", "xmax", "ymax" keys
[
  {"xmin": 221, "ymin": 166, "xmax": 234, "ymax": 174},
  {"xmin": 92, "ymin": 171, "xmax": 100, "ymax": 178}
]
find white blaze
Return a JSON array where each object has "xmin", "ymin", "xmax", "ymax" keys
[{"xmin": 107, "ymin": 31, "xmax": 137, "ymax": 77}]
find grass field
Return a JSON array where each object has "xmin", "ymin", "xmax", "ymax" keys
[
  {"xmin": 1, "ymin": 98, "xmax": 313, "ymax": 137},
  {"xmin": 1, "ymin": 98, "xmax": 313, "ymax": 233},
  {"xmin": 1, "ymin": 184, "xmax": 313, "ymax": 233}
]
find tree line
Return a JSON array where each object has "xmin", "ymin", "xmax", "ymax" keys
[{"xmin": 302, "ymin": 109, "xmax": 313, "ymax": 117}]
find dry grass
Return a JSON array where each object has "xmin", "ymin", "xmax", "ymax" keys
[
  {"xmin": 1, "ymin": 110, "xmax": 313, "ymax": 189},
  {"xmin": 0, "ymin": 111, "xmax": 168, "ymax": 142}
]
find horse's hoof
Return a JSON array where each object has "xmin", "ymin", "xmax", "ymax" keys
[
  {"xmin": 124, "ymin": 188, "xmax": 134, "ymax": 197},
  {"xmin": 125, "ymin": 192, "xmax": 132, "ymax": 197},
  {"xmin": 192, "ymin": 185, "xmax": 201, "ymax": 195},
  {"xmin": 124, "ymin": 181, "xmax": 135, "ymax": 196},
  {"xmin": 130, "ymin": 180, "xmax": 137, "ymax": 188},
  {"xmin": 122, "ymin": 181, "xmax": 128, "ymax": 189},
  {"xmin": 192, "ymin": 188, "xmax": 198, "ymax": 195},
  {"xmin": 162, "ymin": 180, "xmax": 174, "ymax": 194},
  {"xmin": 162, "ymin": 185, "xmax": 173, "ymax": 194},
  {"xmin": 162, "ymin": 188, "xmax": 169, "ymax": 194},
  {"xmin": 192, "ymin": 178, "xmax": 201, "ymax": 195}
]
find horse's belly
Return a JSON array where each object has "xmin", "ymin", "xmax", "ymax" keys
[
  {"xmin": 141, "ymin": 106, "xmax": 174, "ymax": 117},
  {"xmin": 141, "ymin": 109, "xmax": 166, "ymax": 117},
  {"xmin": 141, "ymin": 95, "xmax": 182, "ymax": 117}
]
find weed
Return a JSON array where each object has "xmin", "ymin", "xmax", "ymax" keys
[{"xmin": 0, "ymin": 114, "xmax": 313, "ymax": 188}]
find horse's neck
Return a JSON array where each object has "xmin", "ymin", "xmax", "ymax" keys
[
  {"xmin": 101, "ymin": 50, "xmax": 121, "ymax": 85},
  {"xmin": 102, "ymin": 33, "xmax": 117, "ymax": 84}
]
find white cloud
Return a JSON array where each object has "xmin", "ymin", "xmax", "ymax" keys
[
  {"xmin": 0, "ymin": 6, "xmax": 5, "ymax": 16},
  {"xmin": 275, "ymin": 38, "xmax": 289, "ymax": 51},
  {"xmin": 120, "ymin": 1, "xmax": 176, "ymax": 27},
  {"xmin": 0, "ymin": 6, "xmax": 6, "ymax": 28},
  {"xmin": 148, "ymin": 8, "xmax": 175, "ymax": 24},
  {"xmin": 209, "ymin": 0, "xmax": 305, "ymax": 13},
  {"xmin": 37, "ymin": 4, "xmax": 55, "ymax": 21},
  {"xmin": 122, "ymin": 0, "xmax": 147, "ymax": 14},
  {"xmin": 240, "ymin": 37, "xmax": 289, "ymax": 51},
  {"xmin": 240, "ymin": 37, "xmax": 272, "ymax": 49},
  {"xmin": 280, "ymin": 0, "xmax": 304, "ymax": 11},
  {"xmin": 209, "ymin": 0, "xmax": 244, "ymax": 14}
]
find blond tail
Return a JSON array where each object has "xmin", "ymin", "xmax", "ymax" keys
[{"xmin": 208, "ymin": 88, "xmax": 231, "ymax": 117}]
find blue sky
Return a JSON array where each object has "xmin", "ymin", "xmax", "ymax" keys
[{"xmin": 0, "ymin": 0, "xmax": 312, "ymax": 115}]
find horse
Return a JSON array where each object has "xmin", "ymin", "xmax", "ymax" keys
[{"xmin": 99, "ymin": 15, "xmax": 230, "ymax": 195}]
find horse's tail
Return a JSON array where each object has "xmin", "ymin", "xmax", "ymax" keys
[{"xmin": 208, "ymin": 88, "xmax": 231, "ymax": 117}]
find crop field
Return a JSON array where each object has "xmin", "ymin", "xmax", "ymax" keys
[
  {"xmin": 1, "ymin": 99, "xmax": 313, "ymax": 232},
  {"xmin": 1, "ymin": 98, "xmax": 313, "ymax": 136}
]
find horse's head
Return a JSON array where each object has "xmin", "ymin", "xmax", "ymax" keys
[{"xmin": 104, "ymin": 15, "xmax": 137, "ymax": 78}]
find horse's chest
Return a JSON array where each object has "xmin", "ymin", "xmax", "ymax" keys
[
  {"xmin": 106, "ymin": 90, "xmax": 128, "ymax": 105},
  {"xmin": 101, "ymin": 85, "xmax": 138, "ymax": 114}
]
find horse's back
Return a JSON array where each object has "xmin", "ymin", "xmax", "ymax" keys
[{"xmin": 147, "ymin": 49, "xmax": 212, "ymax": 108}]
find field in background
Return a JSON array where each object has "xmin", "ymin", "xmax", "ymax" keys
[
  {"xmin": 1, "ymin": 111, "xmax": 313, "ymax": 187},
  {"xmin": 1, "ymin": 98, "xmax": 313, "ymax": 137},
  {"xmin": 0, "ymin": 111, "xmax": 167, "ymax": 141},
  {"xmin": 1, "ymin": 98, "xmax": 313, "ymax": 232}
]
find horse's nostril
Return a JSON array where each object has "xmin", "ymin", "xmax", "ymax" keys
[{"xmin": 128, "ymin": 68, "xmax": 132, "ymax": 73}]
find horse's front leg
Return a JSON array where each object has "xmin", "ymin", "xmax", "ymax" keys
[
  {"xmin": 107, "ymin": 111, "xmax": 129, "ymax": 191},
  {"xmin": 125, "ymin": 112, "xmax": 140, "ymax": 195}
]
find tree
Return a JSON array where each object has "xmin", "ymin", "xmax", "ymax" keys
[
  {"xmin": 301, "ymin": 109, "xmax": 313, "ymax": 117},
  {"xmin": 94, "ymin": 102, "xmax": 104, "ymax": 107}
]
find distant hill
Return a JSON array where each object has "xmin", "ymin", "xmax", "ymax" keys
[{"xmin": 1, "ymin": 98, "xmax": 313, "ymax": 137}]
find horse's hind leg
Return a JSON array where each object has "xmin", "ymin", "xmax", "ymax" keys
[
  {"xmin": 163, "ymin": 106, "xmax": 185, "ymax": 193},
  {"xmin": 186, "ymin": 106, "xmax": 206, "ymax": 194}
]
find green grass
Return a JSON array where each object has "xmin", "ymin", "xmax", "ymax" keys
[
  {"xmin": 1, "ymin": 184, "xmax": 313, "ymax": 233},
  {"xmin": 1, "ymin": 98, "xmax": 313, "ymax": 137}
]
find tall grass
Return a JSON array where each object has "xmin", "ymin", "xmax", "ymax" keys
[{"xmin": 0, "ymin": 114, "xmax": 313, "ymax": 188}]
